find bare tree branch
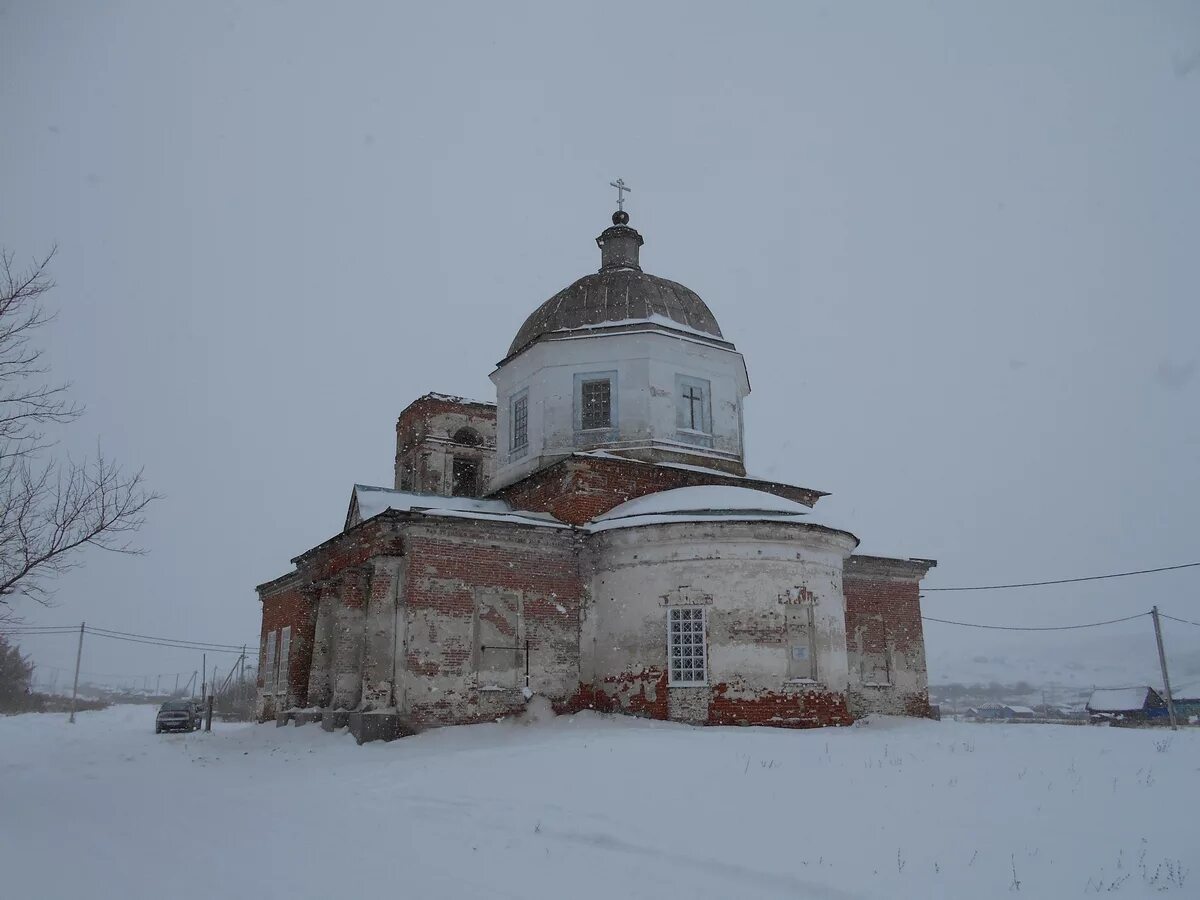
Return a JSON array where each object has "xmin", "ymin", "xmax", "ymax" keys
[{"xmin": 0, "ymin": 248, "xmax": 158, "ymax": 609}]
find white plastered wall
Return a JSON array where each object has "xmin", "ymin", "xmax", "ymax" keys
[
  {"xmin": 583, "ymin": 520, "xmax": 858, "ymax": 707},
  {"xmin": 490, "ymin": 327, "xmax": 750, "ymax": 490}
]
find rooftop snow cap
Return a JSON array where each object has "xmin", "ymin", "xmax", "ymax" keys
[
  {"xmin": 593, "ymin": 486, "xmax": 815, "ymax": 522},
  {"xmin": 586, "ymin": 485, "xmax": 859, "ymax": 541},
  {"xmin": 507, "ymin": 209, "xmax": 724, "ymax": 356}
]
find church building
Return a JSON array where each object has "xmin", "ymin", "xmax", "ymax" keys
[{"xmin": 255, "ymin": 197, "xmax": 938, "ymax": 741}]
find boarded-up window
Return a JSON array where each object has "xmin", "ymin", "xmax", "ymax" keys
[
  {"xmin": 859, "ymin": 617, "xmax": 892, "ymax": 686},
  {"xmin": 263, "ymin": 630, "xmax": 277, "ymax": 691},
  {"xmin": 277, "ymin": 626, "xmax": 292, "ymax": 695},
  {"xmin": 785, "ymin": 604, "xmax": 817, "ymax": 681},
  {"xmin": 474, "ymin": 589, "xmax": 523, "ymax": 690}
]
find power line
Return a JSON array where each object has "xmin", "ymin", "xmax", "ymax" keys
[
  {"xmin": 921, "ymin": 612, "xmax": 1150, "ymax": 631},
  {"xmin": 86, "ymin": 625, "xmax": 249, "ymax": 651},
  {"xmin": 1159, "ymin": 613, "xmax": 1200, "ymax": 628},
  {"xmin": 924, "ymin": 561, "xmax": 1200, "ymax": 592},
  {"xmin": 2, "ymin": 622, "xmax": 254, "ymax": 650},
  {"xmin": 82, "ymin": 630, "xmax": 248, "ymax": 654}
]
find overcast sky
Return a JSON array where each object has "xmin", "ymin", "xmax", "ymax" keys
[{"xmin": 2, "ymin": 1, "xmax": 1197, "ymax": 693}]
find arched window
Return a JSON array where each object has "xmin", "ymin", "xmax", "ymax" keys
[{"xmin": 452, "ymin": 426, "xmax": 483, "ymax": 447}]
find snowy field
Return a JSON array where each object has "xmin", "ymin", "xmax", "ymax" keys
[{"xmin": 1, "ymin": 705, "xmax": 1195, "ymax": 899}]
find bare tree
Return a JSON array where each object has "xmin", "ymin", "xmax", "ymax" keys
[{"xmin": 0, "ymin": 248, "xmax": 158, "ymax": 614}]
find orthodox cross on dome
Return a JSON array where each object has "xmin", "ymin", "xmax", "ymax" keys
[{"xmin": 609, "ymin": 177, "xmax": 632, "ymax": 212}]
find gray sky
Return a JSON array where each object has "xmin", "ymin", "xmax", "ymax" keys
[{"xmin": 2, "ymin": 0, "xmax": 1198, "ymax": 693}]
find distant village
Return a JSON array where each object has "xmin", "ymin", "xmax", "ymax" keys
[{"xmin": 931, "ymin": 683, "xmax": 1198, "ymax": 726}]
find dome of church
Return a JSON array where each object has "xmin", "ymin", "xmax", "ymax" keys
[{"xmin": 507, "ymin": 211, "xmax": 723, "ymax": 356}]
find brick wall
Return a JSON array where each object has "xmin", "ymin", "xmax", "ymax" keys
[
  {"xmin": 402, "ymin": 521, "xmax": 584, "ymax": 727},
  {"xmin": 258, "ymin": 585, "xmax": 317, "ymax": 715},
  {"xmin": 256, "ymin": 518, "xmax": 401, "ymax": 717},
  {"xmin": 493, "ymin": 455, "xmax": 824, "ymax": 525},
  {"xmin": 843, "ymin": 556, "xmax": 935, "ymax": 718},
  {"xmin": 394, "ymin": 394, "xmax": 496, "ymax": 495}
]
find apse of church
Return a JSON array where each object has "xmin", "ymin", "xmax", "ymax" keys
[{"xmin": 256, "ymin": 190, "xmax": 937, "ymax": 742}]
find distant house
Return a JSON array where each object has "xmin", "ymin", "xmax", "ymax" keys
[
  {"xmin": 964, "ymin": 704, "xmax": 1041, "ymax": 722},
  {"xmin": 1086, "ymin": 687, "xmax": 1168, "ymax": 725},
  {"xmin": 1172, "ymin": 698, "xmax": 1200, "ymax": 724},
  {"xmin": 966, "ymin": 704, "xmax": 1007, "ymax": 720},
  {"xmin": 1003, "ymin": 705, "xmax": 1036, "ymax": 719}
]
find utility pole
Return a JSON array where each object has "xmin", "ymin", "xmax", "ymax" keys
[
  {"xmin": 68, "ymin": 622, "xmax": 85, "ymax": 724},
  {"xmin": 174, "ymin": 673, "xmax": 179, "ymax": 695},
  {"xmin": 1151, "ymin": 606, "xmax": 1179, "ymax": 730},
  {"xmin": 201, "ymin": 653, "xmax": 206, "ymax": 701},
  {"xmin": 156, "ymin": 674, "xmax": 161, "ymax": 695}
]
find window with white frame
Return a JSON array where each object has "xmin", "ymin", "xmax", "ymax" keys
[
  {"xmin": 277, "ymin": 626, "xmax": 291, "ymax": 694},
  {"xmin": 667, "ymin": 606, "xmax": 708, "ymax": 685},
  {"xmin": 675, "ymin": 375, "xmax": 712, "ymax": 439},
  {"xmin": 575, "ymin": 372, "xmax": 616, "ymax": 432},
  {"xmin": 263, "ymin": 630, "xmax": 277, "ymax": 691},
  {"xmin": 511, "ymin": 392, "xmax": 528, "ymax": 455}
]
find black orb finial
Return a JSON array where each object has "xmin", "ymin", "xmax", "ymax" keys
[{"xmin": 612, "ymin": 209, "xmax": 629, "ymax": 225}]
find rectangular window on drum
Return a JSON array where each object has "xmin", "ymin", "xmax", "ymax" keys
[
  {"xmin": 675, "ymin": 375, "xmax": 712, "ymax": 434},
  {"xmin": 667, "ymin": 606, "xmax": 708, "ymax": 686},
  {"xmin": 580, "ymin": 379, "xmax": 612, "ymax": 430},
  {"xmin": 511, "ymin": 394, "xmax": 528, "ymax": 453}
]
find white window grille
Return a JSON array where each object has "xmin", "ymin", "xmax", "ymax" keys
[
  {"xmin": 277, "ymin": 626, "xmax": 291, "ymax": 695},
  {"xmin": 667, "ymin": 606, "xmax": 708, "ymax": 685}
]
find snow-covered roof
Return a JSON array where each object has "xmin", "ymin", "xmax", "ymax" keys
[
  {"xmin": 548, "ymin": 314, "xmax": 727, "ymax": 342},
  {"xmin": 586, "ymin": 485, "xmax": 854, "ymax": 537},
  {"xmin": 416, "ymin": 391, "xmax": 494, "ymax": 407},
  {"xmin": 1004, "ymin": 706, "xmax": 1036, "ymax": 715},
  {"xmin": 596, "ymin": 485, "xmax": 813, "ymax": 519},
  {"xmin": 1087, "ymin": 687, "xmax": 1152, "ymax": 712},
  {"xmin": 350, "ymin": 485, "xmax": 564, "ymax": 529}
]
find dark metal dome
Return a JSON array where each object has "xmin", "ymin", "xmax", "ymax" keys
[
  {"xmin": 506, "ymin": 210, "xmax": 725, "ymax": 357},
  {"xmin": 508, "ymin": 269, "xmax": 723, "ymax": 356}
]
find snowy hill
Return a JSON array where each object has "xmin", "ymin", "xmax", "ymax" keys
[{"xmin": 2, "ymin": 704, "xmax": 1196, "ymax": 898}]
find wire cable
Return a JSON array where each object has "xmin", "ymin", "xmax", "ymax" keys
[
  {"xmin": 82, "ymin": 630, "xmax": 248, "ymax": 654},
  {"xmin": 86, "ymin": 625, "xmax": 249, "ymax": 651},
  {"xmin": 921, "ymin": 612, "xmax": 1150, "ymax": 631},
  {"xmin": 925, "ymin": 561, "xmax": 1200, "ymax": 591},
  {"xmin": 2, "ymin": 623, "xmax": 254, "ymax": 650},
  {"xmin": 1159, "ymin": 613, "xmax": 1200, "ymax": 628}
]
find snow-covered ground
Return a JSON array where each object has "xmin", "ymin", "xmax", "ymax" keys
[{"xmin": 1, "ymin": 705, "xmax": 1195, "ymax": 899}]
